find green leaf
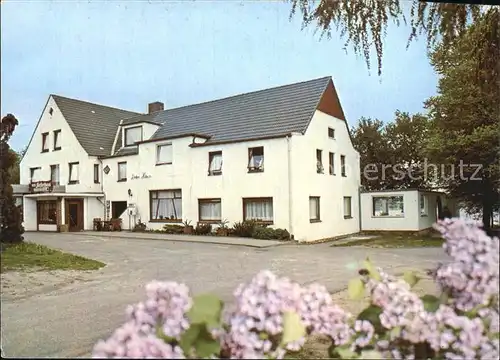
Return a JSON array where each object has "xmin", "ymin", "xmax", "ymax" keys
[
  {"xmin": 187, "ymin": 293, "xmax": 223, "ymax": 327},
  {"xmin": 335, "ymin": 345, "xmax": 357, "ymax": 359},
  {"xmin": 357, "ymin": 305, "xmax": 383, "ymax": 333},
  {"xmin": 421, "ymin": 295, "xmax": 441, "ymax": 313},
  {"xmin": 179, "ymin": 324, "xmax": 201, "ymax": 355},
  {"xmin": 193, "ymin": 325, "xmax": 220, "ymax": 358},
  {"xmin": 281, "ymin": 311, "xmax": 306, "ymax": 345},
  {"xmin": 259, "ymin": 332, "xmax": 269, "ymax": 340},
  {"xmin": 390, "ymin": 326, "xmax": 402, "ymax": 338},
  {"xmin": 348, "ymin": 278, "xmax": 365, "ymax": 300},
  {"xmin": 403, "ymin": 270, "xmax": 420, "ymax": 288},
  {"xmin": 363, "ymin": 257, "xmax": 381, "ymax": 281},
  {"xmin": 156, "ymin": 325, "xmax": 177, "ymax": 344}
]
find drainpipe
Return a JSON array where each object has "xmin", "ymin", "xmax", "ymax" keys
[
  {"xmin": 286, "ymin": 135, "xmax": 294, "ymax": 239},
  {"xmin": 358, "ymin": 186, "xmax": 362, "ymax": 233},
  {"xmin": 99, "ymin": 157, "xmax": 106, "ymax": 220}
]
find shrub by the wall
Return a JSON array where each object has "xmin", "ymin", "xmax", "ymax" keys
[
  {"xmin": 231, "ymin": 220, "xmax": 258, "ymax": 237},
  {"xmin": 92, "ymin": 218, "xmax": 500, "ymax": 360},
  {"xmin": 252, "ymin": 227, "xmax": 291, "ymax": 240},
  {"xmin": 195, "ymin": 223, "xmax": 212, "ymax": 235},
  {"xmin": 162, "ymin": 224, "xmax": 184, "ymax": 234}
]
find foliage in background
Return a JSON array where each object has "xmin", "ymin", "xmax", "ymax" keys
[
  {"xmin": 0, "ymin": 114, "xmax": 24, "ymax": 244},
  {"xmin": 7, "ymin": 147, "xmax": 26, "ymax": 185},
  {"xmin": 288, "ymin": 0, "xmax": 487, "ymax": 76},
  {"xmin": 352, "ymin": 111, "xmax": 431, "ymax": 191},
  {"xmin": 91, "ymin": 218, "xmax": 499, "ymax": 359},
  {"xmin": 424, "ymin": 9, "xmax": 500, "ymax": 230}
]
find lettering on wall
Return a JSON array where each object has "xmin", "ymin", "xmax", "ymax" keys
[{"xmin": 131, "ymin": 172, "xmax": 152, "ymax": 180}]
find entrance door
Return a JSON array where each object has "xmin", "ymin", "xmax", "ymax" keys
[
  {"xmin": 112, "ymin": 201, "xmax": 128, "ymax": 219},
  {"xmin": 66, "ymin": 199, "xmax": 84, "ymax": 232}
]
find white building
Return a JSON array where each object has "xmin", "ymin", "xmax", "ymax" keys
[
  {"xmin": 15, "ymin": 76, "xmax": 361, "ymax": 242},
  {"xmin": 360, "ymin": 189, "xmax": 458, "ymax": 232}
]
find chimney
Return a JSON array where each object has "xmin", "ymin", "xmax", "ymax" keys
[{"xmin": 148, "ymin": 101, "xmax": 164, "ymax": 114}]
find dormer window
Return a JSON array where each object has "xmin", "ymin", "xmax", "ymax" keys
[
  {"xmin": 41, "ymin": 132, "xmax": 49, "ymax": 152},
  {"xmin": 208, "ymin": 151, "xmax": 222, "ymax": 175},
  {"xmin": 248, "ymin": 147, "xmax": 264, "ymax": 173},
  {"xmin": 124, "ymin": 126, "xmax": 142, "ymax": 147}
]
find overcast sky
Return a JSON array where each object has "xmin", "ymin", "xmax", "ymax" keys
[{"xmin": 1, "ymin": 0, "xmax": 437, "ymax": 152}]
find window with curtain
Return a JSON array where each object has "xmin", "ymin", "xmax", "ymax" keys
[
  {"xmin": 30, "ymin": 167, "xmax": 41, "ymax": 182},
  {"xmin": 156, "ymin": 144, "xmax": 172, "ymax": 164},
  {"xmin": 50, "ymin": 164, "xmax": 60, "ymax": 185},
  {"xmin": 420, "ymin": 194, "xmax": 428, "ymax": 216},
  {"xmin": 329, "ymin": 152, "xmax": 335, "ymax": 175},
  {"xmin": 341, "ymin": 155, "xmax": 346, "ymax": 176},
  {"xmin": 208, "ymin": 151, "xmax": 223, "ymax": 175},
  {"xmin": 344, "ymin": 196, "xmax": 352, "ymax": 218},
  {"xmin": 199, "ymin": 199, "xmax": 221, "ymax": 222},
  {"xmin": 248, "ymin": 147, "xmax": 264, "ymax": 172},
  {"xmin": 38, "ymin": 200, "xmax": 57, "ymax": 224},
  {"xmin": 243, "ymin": 198, "xmax": 273, "ymax": 223},
  {"xmin": 69, "ymin": 162, "xmax": 79, "ymax": 184},
  {"xmin": 372, "ymin": 196, "xmax": 404, "ymax": 217},
  {"xmin": 124, "ymin": 126, "xmax": 143, "ymax": 146},
  {"xmin": 316, "ymin": 150, "xmax": 324, "ymax": 173},
  {"xmin": 150, "ymin": 190, "xmax": 182, "ymax": 221},
  {"xmin": 309, "ymin": 197, "xmax": 320, "ymax": 221},
  {"xmin": 118, "ymin": 162, "xmax": 127, "ymax": 181}
]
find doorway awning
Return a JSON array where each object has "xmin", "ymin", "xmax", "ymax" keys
[{"xmin": 24, "ymin": 193, "xmax": 105, "ymax": 198}]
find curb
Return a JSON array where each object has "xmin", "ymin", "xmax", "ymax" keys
[{"xmin": 80, "ymin": 233, "xmax": 282, "ymax": 249}]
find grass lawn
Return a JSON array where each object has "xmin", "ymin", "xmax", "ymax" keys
[
  {"xmin": 331, "ymin": 234, "xmax": 445, "ymax": 248},
  {"xmin": 0, "ymin": 242, "xmax": 105, "ymax": 273}
]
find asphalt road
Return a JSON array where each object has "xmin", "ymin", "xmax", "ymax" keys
[{"xmin": 1, "ymin": 232, "xmax": 447, "ymax": 358}]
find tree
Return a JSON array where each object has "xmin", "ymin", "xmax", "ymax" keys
[
  {"xmin": 288, "ymin": 0, "xmax": 489, "ymax": 75},
  {"xmin": 7, "ymin": 147, "xmax": 25, "ymax": 184},
  {"xmin": 0, "ymin": 113, "xmax": 24, "ymax": 244},
  {"xmin": 353, "ymin": 111, "xmax": 431, "ymax": 191},
  {"xmin": 424, "ymin": 9, "xmax": 500, "ymax": 230}
]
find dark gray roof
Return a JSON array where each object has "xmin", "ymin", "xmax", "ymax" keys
[
  {"xmin": 128, "ymin": 76, "xmax": 332, "ymax": 144},
  {"xmin": 112, "ymin": 147, "xmax": 139, "ymax": 157},
  {"xmin": 121, "ymin": 112, "xmax": 163, "ymax": 126},
  {"xmin": 52, "ymin": 95, "xmax": 141, "ymax": 156}
]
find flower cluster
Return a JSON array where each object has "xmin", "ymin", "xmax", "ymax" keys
[
  {"xmin": 220, "ymin": 271, "xmax": 352, "ymax": 359},
  {"xmin": 434, "ymin": 218, "xmax": 500, "ymax": 312},
  {"xmin": 91, "ymin": 218, "xmax": 499, "ymax": 360},
  {"xmin": 92, "ymin": 281, "xmax": 191, "ymax": 358}
]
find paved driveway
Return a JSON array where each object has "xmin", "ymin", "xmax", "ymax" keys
[{"xmin": 1, "ymin": 232, "xmax": 447, "ymax": 358}]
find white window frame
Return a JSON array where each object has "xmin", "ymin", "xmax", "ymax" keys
[
  {"xmin": 309, "ymin": 196, "xmax": 320, "ymax": 222},
  {"xmin": 372, "ymin": 195, "xmax": 404, "ymax": 217},
  {"xmin": 243, "ymin": 197, "xmax": 273, "ymax": 223},
  {"xmin": 118, "ymin": 162, "xmax": 127, "ymax": 182},
  {"xmin": 50, "ymin": 164, "xmax": 60, "ymax": 185},
  {"xmin": 124, "ymin": 126, "xmax": 143, "ymax": 147},
  {"xmin": 208, "ymin": 151, "xmax": 223, "ymax": 175},
  {"xmin": 343, "ymin": 196, "xmax": 352, "ymax": 218},
  {"xmin": 248, "ymin": 147, "xmax": 264, "ymax": 172},
  {"xmin": 53, "ymin": 129, "xmax": 61, "ymax": 150},
  {"xmin": 68, "ymin": 162, "xmax": 79, "ymax": 184},
  {"xmin": 420, "ymin": 194, "xmax": 428, "ymax": 216},
  {"xmin": 30, "ymin": 167, "xmax": 41, "ymax": 182},
  {"xmin": 156, "ymin": 143, "xmax": 173, "ymax": 165},
  {"xmin": 199, "ymin": 199, "xmax": 222, "ymax": 222},
  {"xmin": 150, "ymin": 189, "xmax": 182, "ymax": 221}
]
